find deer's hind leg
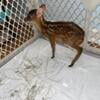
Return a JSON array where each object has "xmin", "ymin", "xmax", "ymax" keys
[
  {"xmin": 48, "ymin": 35, "xmax": 56, "ymax": 59},
  {"xmin": 69, "ymin": 45, "xmax": 83, "ymax": 67}
]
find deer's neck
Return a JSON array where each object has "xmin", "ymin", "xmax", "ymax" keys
[{"xmin": 33, "ymin": 16, "xmax": 48, "ymax": 32}]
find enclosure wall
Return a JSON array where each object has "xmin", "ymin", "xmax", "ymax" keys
[{"xmin": 0, "ymin": 0, "xmax": 40, "ymax": 66}]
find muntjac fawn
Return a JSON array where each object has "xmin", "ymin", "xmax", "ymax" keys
[{"xmin": 24, "ymin": 4, "xmax": 85, "ymax": 67}]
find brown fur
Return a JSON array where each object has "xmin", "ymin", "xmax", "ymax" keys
[{"xmin": 24, "ymin": 4, "xmax": 85, "ymax": 67}]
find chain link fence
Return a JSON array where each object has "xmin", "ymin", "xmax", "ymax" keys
[
  {"xmin": 39, "ymin": 0, "xmax": 100, "ymax": 54},
  {"xmin": 0, "ymin": 0, "xmax": 100, "ymax": 65},
  {"xmin": 87, "ymin": 5, "xmax": 100, "ymax": 53},
  {"xmin": 0, "ymin": 0, "xmax": 34, "ymax": 62}
]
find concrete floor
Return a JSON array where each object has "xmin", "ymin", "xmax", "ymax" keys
[{"xmin": 0, "ymin": 38, "xmax": 100, "ymax": 100}]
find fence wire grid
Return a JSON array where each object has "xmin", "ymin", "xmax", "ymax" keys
[
  {"xmin": 0, "ymin": 0, "xmax": 100, "ymax": 63},
  {"xmin": 39, "ymin": 0, "xmax": 100, "ymax": 54},
  {"xmin": 0, "ymin": 0, "xmax": 34, "ymax": 60}
]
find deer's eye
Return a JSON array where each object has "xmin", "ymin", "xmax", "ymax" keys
[{"xmin": 29, "ymin": 15, "xmax": 32, "ymax": 18}]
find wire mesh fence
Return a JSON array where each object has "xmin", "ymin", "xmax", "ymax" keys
[
  {"xmin": 39, "ymin": 0, "xmax": 86, "ymax": 29},
  {"xmin": 39, "ymin": 0, "xmax": 100, "ymax": 54},
  {"xmin": 0, "ymin": 0, "xmax": 34, "ymax": 60},
  {"xmin": 88, "ymin": 6, "xmax": 100, "ymax": 49},
  {"xmin": 0, "ymin": 0, "xmax": 100, "ymax": 63}
]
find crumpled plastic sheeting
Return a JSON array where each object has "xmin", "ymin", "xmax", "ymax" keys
[
  {"xmin": 81, "ymin": 0, "xmax": 100, "ymax": 11},
  {"xmin": 0, "ymin": 38, "xmax": 100, "ymax": 100}
]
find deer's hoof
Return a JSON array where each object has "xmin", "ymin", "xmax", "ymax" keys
[
  {"xmin": 51, "ymin": 56, "xmax": 55, "ymax": 59},
  {"xmin": 68, "ymin": 63, "xmax": 74, "ymax": 67}
]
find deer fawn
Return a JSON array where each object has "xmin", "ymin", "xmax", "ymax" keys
[{"xmin": 24, "ymin": 4, "xmax": 85, "ymax": 67}]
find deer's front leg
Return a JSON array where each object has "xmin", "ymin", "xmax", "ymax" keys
[{"xmin": 48, "ymin": 34, "xmax": 56, "ymax": 59}]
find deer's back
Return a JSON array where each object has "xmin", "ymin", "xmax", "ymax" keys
[{"xmin": 42, "ymin": 21, "xmax": 85, "ymax": 45}]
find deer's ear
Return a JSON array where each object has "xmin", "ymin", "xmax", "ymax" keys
[
  {"xmin": 36, "ymin": 8, "xmax": 44, "ymax": 18},
  {"xmin": 39, "ymin": 4, "xmax": 47, "ymax": 10}
]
